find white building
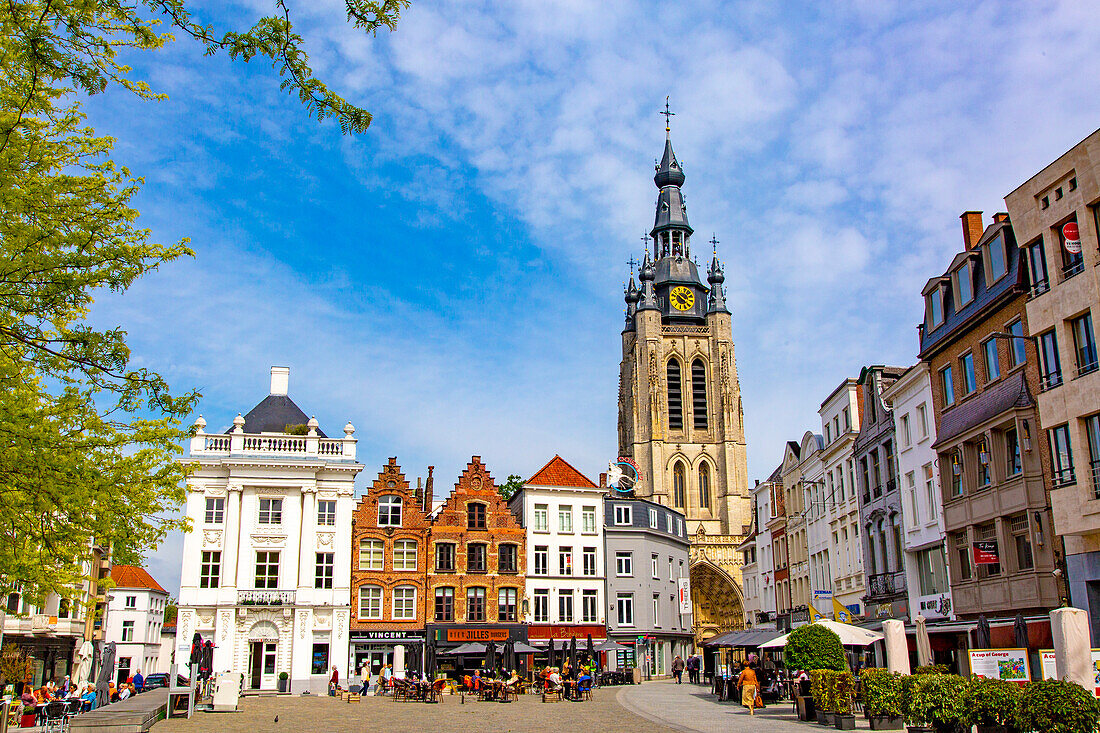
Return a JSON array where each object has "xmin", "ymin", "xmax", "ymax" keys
[
  {"xmin": 882, "ymin": 363, "xmax": 953, "ymax": 622},
  {"xmin": 104, "ymin": 566, "xmax": 168, "ymax": 683},
  {"xmin": 507, "ymin": 456, "xmax": 607, "ymax": 646},
  {"xmin": 740, "ymin": 478, "xmax": 776, "ymax": 627},
  {"xmin": 177, "ymin": 367, "xmax": 363, "ymax": 693},
  {"xmin": 155, "ymin": 623, "xmax": 176, "ymax": 674},
  {"xmin": 799, "ymin": 432, "xmax": 831, "ymax": 617},
  {"xmin": 818, "ymin": 378, "xmax": 866, "ymax": 619}
]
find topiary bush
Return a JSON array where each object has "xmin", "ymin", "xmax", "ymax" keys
[
  {"xmin": 784, "ymin": 624, "xmax": 846, "ymax": 672},
  {"xmin": 1016, "ymin": 679, "xmax": 1100, "ymax": 733},
  {"xmin": 964, "ymin": 676, "xmax": 1021, "ymax": 729},
  {"xmin": 861, "ymin": 668, "xmax": 904, "ymax": 718},
  {"xmin": 834, "ymin": 671, "xmax": 855, "ymax": 715},
  {"xmin": 907, "ymin": 674, "xmax": 970, "ymax": 733},
  {"xmin": 810, "ymin": 669, "xmax": 829, "ymax": 709}
]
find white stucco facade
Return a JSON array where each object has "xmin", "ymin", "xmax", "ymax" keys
[
  {"xmin": 818, "ymin": 379, "xmax": 866, "ymax": 619},
  {"xmin": 177, "ymin": 367, "xmax": 363, "ymax": 694},
  {"xmin": 741, "ymin": 480, "xmax": 775, "ymax": 626},
  {"xmin": 882, "ymin": 363, "xmax": 954, "ymax": 621},
  {"xmin": 104, "ymin": 568, "xmax": 168, "ymax": 683}
]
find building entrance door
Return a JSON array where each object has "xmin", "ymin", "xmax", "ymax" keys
[{"xmin": 248, "ymin": 641, "xmax": 277, "ymax": 689}]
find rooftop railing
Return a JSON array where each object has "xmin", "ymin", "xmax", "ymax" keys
[{"xmin": 190, "ymin": 417, "xmax": 356, "ymax": 460}]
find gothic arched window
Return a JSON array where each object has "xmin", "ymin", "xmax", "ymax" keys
[
  {"xmin": 691, "ymin": 358, "xmax": 708, "ymax": 430},
  {"xmin": 699, "ymin": 463, "xmax": 711, "ymax": 510},
  {"xmin": 667, "ymin": 360, "xmax": 683, "ymax": 430},
  {"xmin": 673, "ymin": 461, "xmax": 686, "ymax": 508}
]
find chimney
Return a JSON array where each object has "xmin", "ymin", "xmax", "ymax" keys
[
  {"xmin": 960, "ymin": 211, "xmax": 984, "ymax": 250},
  {"xmin": 269, "ymin": 366, "xmax": 290, "ymax": 396},
  {"xmin": 423, "ymin": 466, "xmax": 434, "ymax": 513},
  {"xmin": 993, "ymin": 212, "xmax": 1009, "ymax": 224},
  {"xmin": 599, "ymin": 472, "xmax": 607, "ymax": 489}
]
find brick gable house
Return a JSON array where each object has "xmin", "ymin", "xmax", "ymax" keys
[
  {"xmin": 350, "ymin": 458, "xmax": 433, "ymax": 677},
  {"xmin": 426, "ymin": 456, "xmax": 527, "ymax": 661}
]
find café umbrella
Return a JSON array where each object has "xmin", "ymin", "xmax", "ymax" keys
[
  {"xmin": 975, "ymin": 615, "xmax": 992, "ymax": 650},
  {"xmin": 1014, "ymin": 613, "xmax": 1029, "ymax": 649},
  {"xmin": 914, "ymin": 614, "xmax": 933, "ymax": 668},
  {"xmin": 569, "ymin": 636, "xmax": 577, "ymax": 669},
  {"xmin": 485, "ymin": 641, "xmax": 497, "ymax": 671}
]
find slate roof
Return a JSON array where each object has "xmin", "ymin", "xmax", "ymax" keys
[
  {"xmin": 920, "ymin": 219, "xmax": 1024, "ymax": 357},
  {"xmin": 111, "ymin": 565, "xmax": 167, "ymax": 594},
  {"xmin": 225, "ymin": 394, "xmax": 327, "ymax": 437},
  {"xmin": 932, "ymin": 369, "xmax": 1033, "ymax": 448},
  {"xmin": 525, "ymin": 455, "xmax": 598, "ymax": 488}
]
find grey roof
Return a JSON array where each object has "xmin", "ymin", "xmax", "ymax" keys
[
  {"xmin": 702, "ymin": 628, "xmax": 784, "ymax": 647},
  {"xmin": 654, "ymin": 134, "xmax": 685, "ymax": 188},
  {"xmin": 652, "ymin": 185, "xmax": 693, "ymax": 235},
  {"xmin": 932, "ymin": 369, "xmax": 1032, "ymax": 448},
  {"xmin": 653, "ymin": 255, "xmax": 704, "ymax": 287},
  {"xmin": 227, "ymin": 394, "xmax": 327, "ymax": 437}
]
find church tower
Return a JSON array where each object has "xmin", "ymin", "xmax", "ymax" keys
[{"xmin": 617, "ymin": 114, "xmax": 752, "ymax": 643}]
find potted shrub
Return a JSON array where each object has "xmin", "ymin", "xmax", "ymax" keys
[
  {"xmin": 913, "ymin": 665, "xmax": 949, "ymax": 675},
  {"xmin": 834, "ymin": 671, "xmax": 857, "ymax": 730},
  {"xmin": 822, "ymin": 670, "xmax": 838, "ymax": 726},
  {"xmin": 902, "ymin": 674, "xmax": 934, "ymax": 733},
  {"xmin": 811, "ymin": 670, "xmax": 828, "ymax": 724},
  {"xmin": 908, "ymin": 674, "xmax": 969, "ymax": 733},
  {"xmin": 277, "ymin": 671, "xmax": 289, "ymax": 693},
  {"xmin": 787, "ymin": 625, "xmax": 844, "ymax": 725},
  {"xmin": 1016, "ymin": 679, "xmax": 1100, "ymax": 733},
  {"xmin": 862, "ymin": 669, "xmax": 905, "ymax": 731},
  {"xmin": 965, "ymin": 677, "xmax": 1021, "ymax": 733},
  {"xmin": 19, "ymin": 705, "xmax": 36, "ymax": 728}
]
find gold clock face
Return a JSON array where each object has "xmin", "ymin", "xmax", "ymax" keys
[{"xmin": 670, "ymin": 286, "xmax": 694, "ymax": 311}]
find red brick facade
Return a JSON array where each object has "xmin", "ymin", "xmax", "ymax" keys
[
  {"xmin": 426, "ymin": 457, "xmax": 526, "ymax": 625},
  {"xmin": 351, "ymin": 459, "xmax": 431, "ymax": 631}
]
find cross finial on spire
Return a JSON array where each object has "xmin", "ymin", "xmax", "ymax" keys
[
  {"xmin": 626, "ymin": 255, "xmax": 639, "ymax": 274},
  {"xmin": 710, "ymin": 234, "xmax": 719, "ymax": 254},
  {"xmin": 661, "ymin": 96, "xmax": 675, "ymax": 133}
]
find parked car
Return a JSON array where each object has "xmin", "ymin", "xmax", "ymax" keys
[{"xmin": 141, "ymin": 673, "xmax": 190, "ymax": 690}]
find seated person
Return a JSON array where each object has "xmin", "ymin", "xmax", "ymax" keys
[
  {"xmin": 471, "ymin": 669, "xmax": 482, "ymax": 691},
  {"xmin": 80, "ymin": 685, "xmax": 97, "ymax": 711},
  {"xmin": 546, "ymin": 668, "xmax": 562, "ymax": 691},
  {"xmin": 118, "ymin": 685, "xmax": 132, "ymax": 701},
  {"xmin": 20, "ymin": 687, "xmax": 37, "ymax": 708}
]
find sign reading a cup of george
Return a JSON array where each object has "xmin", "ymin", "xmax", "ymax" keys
[{"xmin": 1063, "ymin": 221, "xmax": 1082, "ymax": 255}]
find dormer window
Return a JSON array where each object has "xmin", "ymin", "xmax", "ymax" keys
[
  {"xmin": 986, "ymin": 233, "xmax": 1007, "ymax": 282},
  {"xmin": 954, "ymin": 263, "xmax": 973, "ymax": 307},
  {"xmin": 926, "ymin": 287, "xmax": 944, "ymax": 329}
]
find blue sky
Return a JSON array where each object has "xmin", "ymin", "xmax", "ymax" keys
[{"xmin": 83, "ymin": 1, "xmax": 1100, "ymax": 594}]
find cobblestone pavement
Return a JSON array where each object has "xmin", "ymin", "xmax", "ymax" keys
[
  {"xmin": 617, "ymin": 679, "xmax": 862, "ymax": 733},
  {"xmin": 153, "ymin": 687, "xmax": 674, "ymax": 733}
]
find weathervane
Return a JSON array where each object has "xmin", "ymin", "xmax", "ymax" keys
[{"xmin": 661, "ymin": 96, "xmax": 675, "ymax": 132}]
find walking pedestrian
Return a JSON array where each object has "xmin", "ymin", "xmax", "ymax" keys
[
  {"xmin": 671, "ymin": 655, "xmax": 685, "ymax": 684},
  {"xmin": 736, "ymin": 662, "xmax": 758, "ymax": 716}
]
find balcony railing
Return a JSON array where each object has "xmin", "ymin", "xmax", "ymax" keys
[
  {"xmin": 1040, "ymin": 371, "xmax": 1064, "ymax": 392},
  {"xmin": 1052, "ymin": 467, "xmax": 1077, "ymax": 489},
  {"xmin": 884, "ymin": 478, "xmax": 898, "ymax": 494},
  {"xmin": 1075, "ymin": 360, "xmax": 1099, "ymax": 379},
  {"xmin": 238, "ymin": 590, "xmax": 296, "ymax": 606},
  {"xmin": 191, "ymin": 427, "xmax": 356, "ymax": 460},
  {"xmin": 867, "ymin": 571, "xmax": 906, "ymax": 599},
  {"xmin": 1062, "ymin": 259, "xmax": 1086, "ymax": 281},
  {"xmin": 1029, "ymin": 279, "xmax": 1050, "ymax": 298},
  {"xmin": 1092, "ymin": 460, "xmax": 1100, "ymax": 500}
]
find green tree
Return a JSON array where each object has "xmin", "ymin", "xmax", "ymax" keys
[
  {"xmin": 498, "ymin": 475, "xmax": 523, "ymax": 500},
  {"xmin": 0, "ymin": 0, "xmax": 407, "ymax": 605},
  {"xmin": 783, "ymin": 624, "xmax": 846, "ymax": 672}
]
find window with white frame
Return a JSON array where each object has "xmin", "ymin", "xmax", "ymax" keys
[
  {"xmin": 314, "ymin": 552, "xmax": 334, "ymax": 589},
  {"xmin": 122, "ymin": 620, "xmax": 134, "ymax": 642},
  {"xmin": 258, "ymin": 498, "xmax": 282, "ymax": 524},
  {"xmin": 534, "ymin": 546, "xmax": 548, "ymax": 576},
  {"xmin": 917, "ymin": 403, "xmax": 928, "ymax": 437},
  {"xmin": 205, "ymin": 497, "xmax": 224, "ymax": 524},
  {"xmin": 653, "ymin": 594, "xmax": 661, "ymax": 627},
  {"xmin": 255, "ymin": 551, "xmax": 279, "ymax": 589},
  {"xmin": 615, "ymin": 505, "xmax": 632, "ymax": 525},
  {"xmin": 393, "ymin": 540, "xmax": 417, "ymax": 571},
  {"xmin": 559, "ymin": 589, "xmax": 574, "ymax": 622},
  {"xmin": 651, "ymin": 553, "xmax": 659, "ymax": 578},
  {"xmin": 393, "ymin": 586, "xmax": 416, "ymax": 620},
  {"xmin": 498, "ymin": 588, "xmax": 517, "ymax": 622},
  {"xmin": 533, "ymin": 589, "xmax": 549, "ymax": 622},
  {"xmin": 616, "ymin": 593, "xmax": 634, "ymax": 626},
  {"xmin": 582, "ymin": 547, "xmax": 597, "ymax": 576},
  {"xmin": 359, "ymin": 539, "xmax": 383, "ymax": 571},
  {"xmin": 317, "ymin": 499, "xmax": 336, "ymax": 526},
  {"xmin": 200, "ymin": 551, "xmax": 220, "ymax": 588},
  {"xmin": 615, "ymin": 551, "xmax": 633, "ymax": 577},
  {"xmin": 533, "ymin": 504, "xmax": 549, "ymax": 532},
  {"xmin": 378, "ymin": 495, "xmax": 402, "ymax": 527},
  {"xmin": 582, "ymin": 590, "xmax": 598, "ymax": 623},
  {"xmin": 359, "ymin": 585, "xmax": 382, "ymax": 619},
  {"xmin": 900, "ymin": 414, "xmax": 911, "ymax": 447},
  {"xmin": 668, "ymin": 556, "xmax": 674, "ymax": 582},
  {"xmin": 558, "ymin": 547, "xmax": 572, "ymax": 576},
  {"xmin": 559, "ymin": 506, "xmax": 573, "ymax": 533},
  {"xmin": 648, "ymin": 508, "xmax": 657, "ymax": 528},
  {"xmin": 125, "ymin": 595, "xmax": 136, "ymax": 609},
  {"xmin": 581, "ymin": 506, "xmax": 596, "ymax": 533}
]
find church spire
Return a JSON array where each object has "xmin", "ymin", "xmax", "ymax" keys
[
  {"xmin": 707, "ymin": 235, "xmax": 730, "ymax": 314},
  {"xmin": 651, "ymin": 98, "xmax": 692, "ymax": 258}
]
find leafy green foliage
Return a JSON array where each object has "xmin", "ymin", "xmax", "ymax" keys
[
  {"xmin": 914, "ymin": 664, "xmax": 950, "ymax": 675},
  {"xmin": 1017, "ymin": 679, "xmax": 1100, "ymax": 733},
  {"xmin": 834, "ymin": 671, "xmax": 855, "ymax": 715},
  {"xmin": 784, "ymin": 624, "xmax": 846, "ymax": 672},
  {"xmin": 1, "ymin": 0, "xmax": 407, "ymax": 603},
  {"xmin": 0, "ymin": 646, "xmax": 34, "ymax": 685},
  {"xmin": 861, "ymin": 668, "xmax": 904, "ymax": 718},
  {"xmin": 809, "ymin": 669, "xmax": 829, "ymax": 710},
  {"xmin": 497, "ymin": 474, "xmax": 523, "ymax": 500},
  {"xmin": 964, "ymin": 676, "xmax": 1021, "ymax": 728},
  {"xmin": 904, "ymin": 674, "xmax": 970, "ymax": 732}
]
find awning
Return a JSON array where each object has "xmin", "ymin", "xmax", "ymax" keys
[
  {"xmin": 594, "ymin": 640, "xmax": 629, "ymax": 652},
  {"xmin": 702, "ymin": 629, "xmax": 784, "ymax": 648},
  {"xmin": 443, "ymin": 642, "xmax": 486, "ymax": 655},
  {"xmin": 761, "ymin": 620, "xmax": 883, "ymax": 649}
]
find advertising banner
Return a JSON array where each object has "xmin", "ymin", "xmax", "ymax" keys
[
  {"xmin": 968, "ymin": 648, "xmax": 1030, "ymax": 683},
  {"xmin": 677, "ymin": 578, "xmax": 692, "ymax": 615},
  {"xmin": 1039, "ymin": 649, "xmax": 1100, "ymax": 696},
  {"xmin": 973, "ymin": 541, "xmax": 1000, "ymax": 565}
]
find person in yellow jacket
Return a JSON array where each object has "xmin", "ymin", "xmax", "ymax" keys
[{"xmin": 736, "ymin": 661, "xmax": 758, "ymax": 715}]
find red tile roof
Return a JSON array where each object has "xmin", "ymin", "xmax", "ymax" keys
[
  {"xmin": 525, "ymin": 455, "xmax": 598, "ymax": 489},
  {"xmin": 110, "ymin": 565, "xmax": 167, "ymax": 594}
]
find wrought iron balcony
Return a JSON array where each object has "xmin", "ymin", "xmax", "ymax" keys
[
  {"xmin": 867, "ymin": 571, "xmax": 906, "ymax": 599},
  {"xmin": 1092, "ymin": 460, "xmax": 1100, "ymax": 501},
  {"xmin": 238, "ymin": 590, "xmax": 296, "ymax": 606}
]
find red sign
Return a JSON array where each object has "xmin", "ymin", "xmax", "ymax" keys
[
  {"xmin": 526, "ymin": 624, "xmax": 606, "ymax": 641},
  {"xmin": 1063, "ymin": 222, "xmax": 1082, "ymax": 254},
  {"xmin": 973, "ymin": 541, "xmax": 1000, "ymax": 565},
  {"xmin": 447, "ymin": 628, "xmax": 509, "ymax": 642}
]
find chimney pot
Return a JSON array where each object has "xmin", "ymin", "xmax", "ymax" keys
[
  {"xmin": 269, "ymin": 366, "xmax": 290, "ymax": 396},
  {"xmin": 599, "ymin": 472, "xmax": 607, "ymax": 488},
  {"xmin": 960, "ymin": 211, "xmax": 984, "ymax": 250}
]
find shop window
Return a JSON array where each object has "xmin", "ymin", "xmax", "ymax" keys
[{"xmin": 311, "ymin": 643, "xmax": 329, "ymax": 675}]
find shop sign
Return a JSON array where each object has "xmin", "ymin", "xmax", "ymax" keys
[
  {"xmin": 446, "ymin": 628, "xmax": 509, "ymax": 642},
  {"xmin": 973, "ymin": 541, "xmax": 999, "ymax": 565},
  {"xmin": 677, "ymin": 578, "xmax": 692, "ymax": 614},
  {"xmin": 968, "ymin": 648, "xmax": 1030, "ymax": 683},
  {"xmin": 527, "ymin": 624, "xmax": 606, "ymax": 640},
  {"xmin": 350, "ymin": 630, "xmax": 425, "ymax": 642},
  {"xmin": 1039, "ymin": 649, "xmax": 1100, "ymax": 696},
  {"xmin": 1063, "ymin": 222, "xmax": 1082, "ymax": 255}
]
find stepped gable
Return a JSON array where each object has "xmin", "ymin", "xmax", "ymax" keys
[
  {"xmin": 433, "ymin": 456, "xmax": 522, "ymax": 530},
  {"xmin": 525, "ymin": 454, "xmax": 598, "ymax": 488},
  {"xmin": 351, "ymin": 457, "xmax": 431, "ymax": 530}
]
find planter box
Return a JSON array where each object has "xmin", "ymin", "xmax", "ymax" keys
[
  {"xmin": 817, "ymin": 709, "xmax": 827, "ymax": 725},
  {"xmin": 823, "ymin": 712, "xmax": 836, "ymax": 726},
  {"xmin": 20, "ymin": 714, "xmax": 36, "ymax": 728},
  {"xmin": 907, "ymin": 727, "xmax": 934, "ymax": 733},
  {"xmin": 976, "ymin": 727, "xmax": 1019, "ymax": 733},
  {"xmin": 797, "ymin": 695, "xmax": 816, "ymax": 721},
  {"xmin": 869, "ymin": 716, "xmax": 905, "ymax": 730},
  {"xmin": 277, "ymin": 679, "xmax": 289, "ymax": 693},
  {"xmin": 835, "ymin": 714, "xmax": 856, "ymax": 731}
]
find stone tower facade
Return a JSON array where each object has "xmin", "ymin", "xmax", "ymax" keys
[{"xmin": 617, "ymin": 125, "xmax": 752, "ymax": 644}]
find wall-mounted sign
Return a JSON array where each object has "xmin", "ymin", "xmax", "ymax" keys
[
  {"xmin": 1063, "ymin": 222, "xmax": 1083, "ymax": 255},
  {"xmin": 446, "ymin": 628, "xmax": 509, "ymax": 642},
  {"xmin": 969, "ymin": 648, "xmax": 1030, "ymax": 683},
  {"xmin": 973, "ymin": 541, "xmax": 1000, "ymax": 565},
  {"xmin": 607, "ymin": 457, "xmax": 642, "ymax": 494},
  {"xmin": 678, "ymin": 578, "xmax": 692, "ymax": 614},
  {"xmin": 350, "ymin": 630, "xmax": 425, "ymax": 643}
]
